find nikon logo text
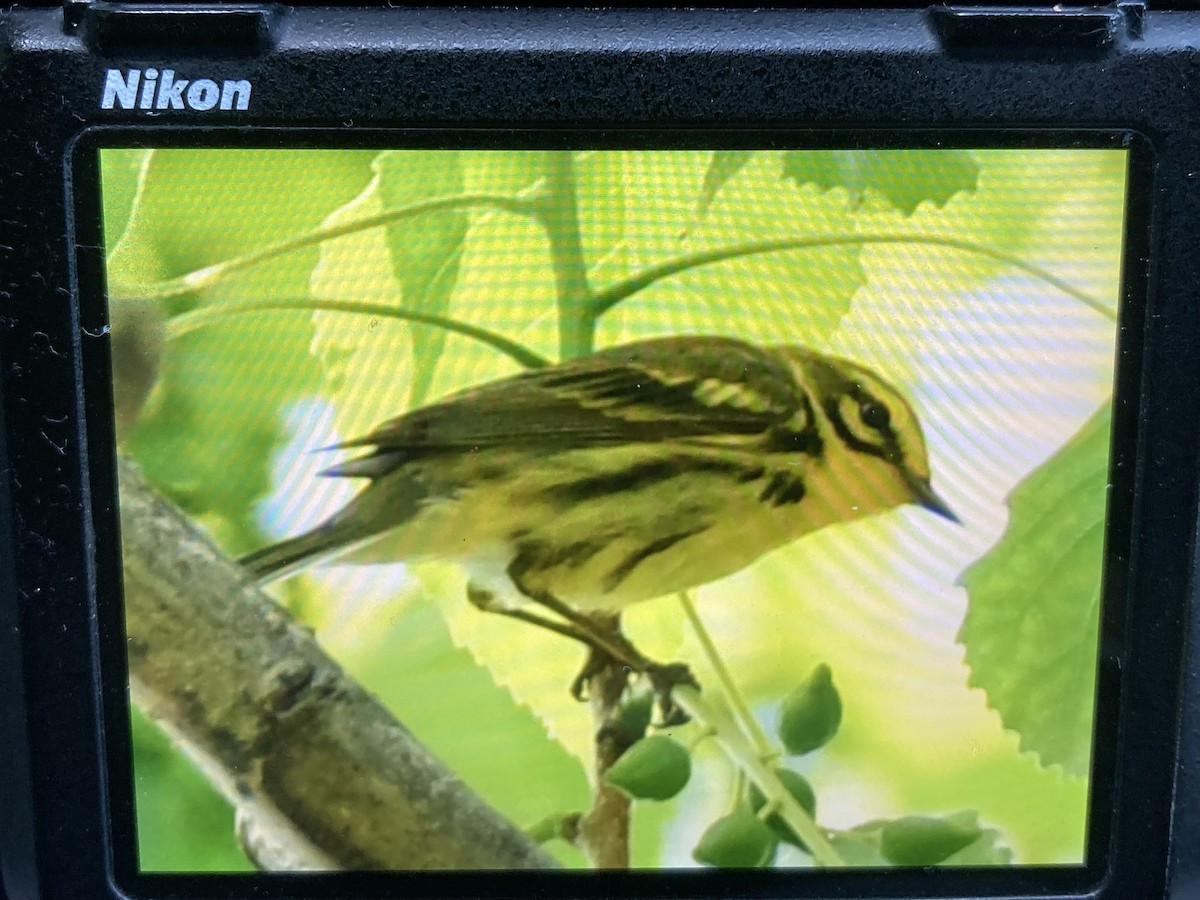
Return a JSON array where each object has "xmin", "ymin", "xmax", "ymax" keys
[{"xmin": 100, "ymin": 69, "xmax": 251, "ymax": 112}]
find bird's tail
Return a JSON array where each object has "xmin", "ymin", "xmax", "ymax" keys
[
  {"xmin": 238, "ymin": 471, "xmax": 427, "ymax": 585},
  {"xmin": 239, "ymin": 521, "xmax": 358, "ymax": 585}
]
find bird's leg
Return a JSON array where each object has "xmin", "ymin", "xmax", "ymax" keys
[
  {"xmin": 569, "ymin": 614, "xmax": 698, "ymax": 727},
  {"xmin": 465, "ymin": 583, "xmax": 696, "ymax": 719},
  {"xmin": 465, "ymin": 584, "xmax": 643, "ymax": 696},
  {"xmin": 466, "ymin": 583, "xmax": 601, "ymax": 648},
  {"xmin": 504, "ymin": 581, "xmax": 698, "ymax": 720}
]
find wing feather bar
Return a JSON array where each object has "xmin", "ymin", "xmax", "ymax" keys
[{"xmin": 325, "ymin": 338, "xmax": 802, "ymax": 479}]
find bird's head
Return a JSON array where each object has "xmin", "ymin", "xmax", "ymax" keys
[{"xmin": 776, "ymin": 345, "xmax": 958, "ymax": 526}]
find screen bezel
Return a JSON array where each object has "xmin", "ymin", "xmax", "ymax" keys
[{"xmin": 68, "ymin": 127, "xmax": 1150, "ymax": 900}]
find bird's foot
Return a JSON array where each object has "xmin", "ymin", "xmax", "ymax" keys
[
  {"xmin": 570, "ymin": 645, "xmax": 697, "ymax": 727},
  {"xmin": 570, "ymin": 645, "xmax": 631, "ymax": 702},
  {"xmin": 645, "ymin": 661, "xmax": 699, "ymax": 726}
]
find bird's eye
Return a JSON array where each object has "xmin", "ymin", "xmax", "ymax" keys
[{"xmin": 859, "ymin": 399, "xmax": 891, "ymax": 431}]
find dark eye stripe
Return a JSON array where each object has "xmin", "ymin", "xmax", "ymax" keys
[
  {"xmin": 860, "ymin": 400, "xmax": 890, "ymax": 430},
  {"xmin": 824, "ymin": 398, "xmax": 901, "ymax": 464},
  {"xmin": 850, "ymin": 386, "xmax": 905, "ymax": 452}
]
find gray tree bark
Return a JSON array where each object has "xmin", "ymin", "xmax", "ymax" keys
[{"xmin": 118, "ymin": 456, "xmax": 557, "ymax": 871}]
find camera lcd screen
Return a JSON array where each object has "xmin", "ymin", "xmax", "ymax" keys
[{"xmin": 94, "ymin": 145, "xmax": 1128, "ymax": 875}]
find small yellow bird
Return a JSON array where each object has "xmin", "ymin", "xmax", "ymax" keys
[{"xmin": 241, "ymin": 334, "xmax": 954, "ymax": 690}]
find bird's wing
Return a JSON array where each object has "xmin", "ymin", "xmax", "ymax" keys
[{"xmin": 326, "ymin": 336, "xmax": 805, "ymax": 478}]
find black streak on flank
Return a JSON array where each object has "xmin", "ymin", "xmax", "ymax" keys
[
  {"xmin": 548, "ymin": 459, "xmax": 682, "ymax": 504},
  {"xmin": 603, "ymin": 526, "xmax": 709, "ymax": 594},
  {"xmin": 510, "ymin": 538, "xmax": 604, "ymax": 577},
  {"xmin": 506, "ymin": 540, "xmax": 604, "ymax": 603},
  {"xmin": 544, "ymin": 540, "xmax": 605, "ymax": 570},
  {"xmin": 759, "ymin": 471, "xmax": 807, "ymax": 506},
  {"xmin": 547, "ymin": 457, "xmax": 761, "ymax": 504},
  {"xmin": 737, "ymin": 465, "xmax": 767, "ymax": 483},
  {"xmin": 766, "ymin": 394, "xmax": 823, "ymax": 456},
  {"xmin": 766, "ymin": 425, "xmax": 823, "ymax": 457}
]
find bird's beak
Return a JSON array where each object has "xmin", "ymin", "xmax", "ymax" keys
[{"xmin": 909, "ymin": 476, "xmax": 960, "ymax": 524}]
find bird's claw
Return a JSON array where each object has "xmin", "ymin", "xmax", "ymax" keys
[
  {"xmin": 570, "ymin": 646, "xmax": 627, "ymax": 701},
  {"xmin": 570, "ymin": 650, "xmax": 697, "ymax": 726},
  {"xmin": 646, "ymin": 662, "xmax": 698, "ymax": 726}
]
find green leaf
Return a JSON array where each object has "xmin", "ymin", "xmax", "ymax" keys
[
  {"xmin": 605, "ymin": 735, "xmax": 692, "ymax": 801},
  {"xmin": 829, "ymin": 823, "xmax": 890, "ymax": 867},
  {"xmin": 782, "ymin": 150, "xmax": 979, "ymax": 215},
  {"xmin": 112, "ymin": 149, "xmax": 375, "ymax": 542},
  {"xmin": 879, "ymin": 813, "xmax": 982, "ymax": 865},
  {"xmin": 125, "ymin": 317, "xmax": 324, "ymax": 550},
  {"xmin": 109, "ymin": 149, "xmax": 376, "ymax": 311},
  {"xmin": 959, "ymin": 401, "xmax": 1111, "ymax": 777},
  {"xmin": 940, "ymin": 830, "xmax": 1017, "ymax": 868},
  {"xmin": 373, "ymin": 150, "xmax": 470, "ymax": 406},
  {"xmin": 832, "ymin": 812, "xmax": 1010, "ymax": 868},
  {"xmin": 693, "ymin": 808, "xmax": 778, "ymax": 868},
  {"xmin": 594, "ymin": 152, "xmax": 862, "ymax": 349},
  {"xmin": 941, "ymin": 830, "xmax": 1014, "ymax": 866},
  {"xmin": 99, "ymin": 149, "xmax": 152, "ymax": 252},
  {"xmin": 687, "ymin": 150, "xmax": 755, "ymax": 231},
  {"xmin": 130, "ymin": 708, "xmax": 254, "ymax": 872},
  {"xmin": 348, "ymin": 597, "xmax": 591, "ymax": 868}
]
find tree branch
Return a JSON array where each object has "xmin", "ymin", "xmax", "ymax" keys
[
  {"xmin": 118, "ymin": 456, "xmax": 557, "ymax": 871},
  {"xmin": 541, "ymin": 152, "xmax": 596, "ymax": 362},
  {"xmin": 577, "ymin": 647, "xmax": 632, "ymax": 868},
  {"xmin": 537, "ymin": 154, "xmax": 632, "ymax": 866}
]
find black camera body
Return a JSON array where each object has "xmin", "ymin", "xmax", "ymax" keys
[{"xmin": 1, "ymin": 3, "xmax": 1199, "ymax": 899}]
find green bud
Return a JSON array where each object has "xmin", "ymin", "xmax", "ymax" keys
[
  {"xmin": 610, "ymin": 693, "xmax": 654, "ymax": 745},
  {"xmin": 693, "ymin": 808, "xmax": 778, "ymax": 868},
  {"xmin": 748, "ymin": 768, "xmax": 817, "ymax": 848},
  {"xmin": 879, "ymin": 815, "xmax": 982, "ymax": 866},
  {"xmin": 605, "ymin": 735, "xmax": 691, "ymax": 801},
  {"xmin": 777, "ymin": 663, "xmax": 842, "ymax": 755}
]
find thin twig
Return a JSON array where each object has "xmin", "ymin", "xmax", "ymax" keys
[
  {"xmin": 589, "ymin": 232, "xmax": 1117, "ymax": 322},
  {"xmin": 166, "ymin": 298, "xmax": 551, "ymax": 370},
  {"xmin": 541, "ymin": 152, "xmax": 598, "ymax": 361},
  {"xmin": 577, "ymin": 637, "xmax": 634, "ymax": 868},
  {"xmin": 539, "ymin": 152, "xmax": 632, "ymax": 867},
  {"xmin": 670, "ymin": 687, "xmax": 845, "ymax": 868},
  {"xmin": 110, "ymin": 193, "xmax": 540, "ymax": 302},
  {"xmin": 677, "ymin": 592, "xmax": 776, "ymax": 761}
]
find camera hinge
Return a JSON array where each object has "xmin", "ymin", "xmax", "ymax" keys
[
  {"xmin": 62, "ymin": 1, "xmax": 285, "ymax": 54},
  {"xmin": 930, "ymin": 1, "xmax": 1147, "ymax": 54}
]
